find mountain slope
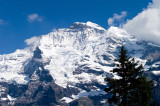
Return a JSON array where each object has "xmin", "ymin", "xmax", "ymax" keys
[{"xmin": 0, "ymin": 21, "xmax": 160, "ymax": 105}]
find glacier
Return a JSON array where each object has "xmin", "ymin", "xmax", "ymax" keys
[
  {"xmin": 0, "ymin": 21, "xmax": 160, "ymax": 105},
  {"xmin": 0, "ymin": 21, "xmax": 138, "ymax": 87}
]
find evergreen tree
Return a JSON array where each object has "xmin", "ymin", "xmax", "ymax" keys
[{"xmin": 104, "ymin": 46, "xmax": 153, "ymax": 106}]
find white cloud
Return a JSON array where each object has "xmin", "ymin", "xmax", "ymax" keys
[
  {"xmin": 108, "ymin": 11, "xmax": 127, "ymax": 26},
  {"xmin": 108, "ymin": 18, "xmax": 114, "ymax": 26},
  {"xmin": 27, "ymin": 13, "xmax": 43, "ymax": 22},
  {"xmin": 25, "ymin": 36, "xmax": 40, "ymax": 46},
  {"xmin": 148, "ymin": 0, "xmax": 160, "ymax": 9},
  {"xmin": 123, "ymin": 0, "xmax": 160, "ymax": 44}
]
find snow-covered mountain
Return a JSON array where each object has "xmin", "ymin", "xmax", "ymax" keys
[{"xmin": 0, "ymin": 21, "xmax": 160, "ymax": 105}]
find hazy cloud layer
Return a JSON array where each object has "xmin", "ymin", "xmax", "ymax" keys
[
  {"xmin": 0, "ymin": 19, "xmax": 6, "ymax": 25},
  {"xmin": 108, "ymin": 11, "xmax": 127, "ymax": 26},
  {"xmin": 27, "ymin": 13, "xmax": 43, "ymax": 22},
  {"xmin": 123, "ymin": 0, "xmax": 160, "ymax": 44}
]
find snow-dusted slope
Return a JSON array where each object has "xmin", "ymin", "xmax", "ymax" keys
[
  {"xmin": 1, "ymin": 21, "xmax": 160, "ymax": 105},
  {"xmin": 0, "ymin": 21, "xmax": 145, "ymax": 88},
  {"xmin": 0, "ymin": 48, "xmax": 32, "ymax": 84}
]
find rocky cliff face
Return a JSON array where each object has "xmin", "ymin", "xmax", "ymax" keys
[{"xmin": 0, "ymin": 22, "xmax": 160, "ymax": 105}]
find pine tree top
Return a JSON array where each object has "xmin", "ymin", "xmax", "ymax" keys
[{"xmin": 104, "ymin": 46, "xmax": 154, "ymax": 106}]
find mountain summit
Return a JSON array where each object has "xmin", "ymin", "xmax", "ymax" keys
[
  {"xmin": 0, "ymin": 22, "xmax": 160, "ymax": 105},
  {"xmin": 70, "ymin": 21, "xmax": 105, "ymax": 31}
]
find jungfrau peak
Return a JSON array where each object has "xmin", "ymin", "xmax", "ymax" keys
[{"xmin": 0, "ymin": 22, "xmax": 160, "ymax": 105}]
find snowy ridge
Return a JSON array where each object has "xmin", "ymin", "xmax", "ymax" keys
[
  {"xmin": 0, "ymin": 48, "xmax": 33, "ymax": 84},
  {"xmin": 0, "ymin": 22, "xmax": 146, "ymax": 88},
  {"xmin": 70, "ymin": 21, "xmax": 105, "ymax": 31},
  {"xmin": 61, "ymin": 89, "xmax": 106, "ymax": 103}
]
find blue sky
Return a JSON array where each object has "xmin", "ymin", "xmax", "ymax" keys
[{"xmin": 0, "ymin": 0, "xmax": 152, "ymax": 54}]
